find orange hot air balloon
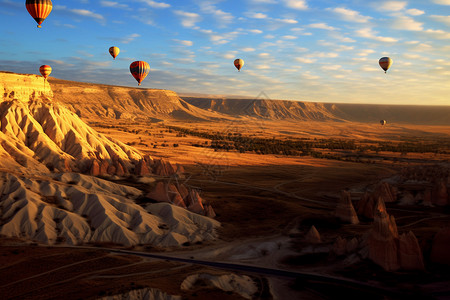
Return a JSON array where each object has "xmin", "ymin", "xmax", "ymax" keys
[
  {"xmin": 234, "ymin": 58, "xmax": 244, "ymax": 72},
  {"xmin": 129, "ymin": 61, "xmax": 150, "ymax": 86},
  {"xmin": 109, "ymin": 46, "xmax": 120, "ymax": 60},
  {"xmin": 39, "ymin": 65, "xmax": 52, "ymax": 79},
  {"xmin": 26, "ymin": 0, "xmax": 53, "ymax": 28},
  {"xmin": 379, "ymin": 57, "xmax": 393, "ymax": 73}
]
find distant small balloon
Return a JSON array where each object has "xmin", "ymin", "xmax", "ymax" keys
[
  {"xmin": 26, "ymin": 0, "xmax": 53, "ymax": 28},
  {"xmin": 380, "ymin": 119, "xmax": 387, "ymax": 126},
  {"xmin": 109, "ymin": 46, "xmax": 120, "ymax": 60},
  {"xmin": 379, "ymin": 57, "xmax": 392, "ymax": 73},
  {"xmin": 129, "ymin": 61, "xmax": 150, "ymax": 86},
  {"xmin": 39, "ymin": 65, "xmax": 52, "ymax": 79},
  {"xmin": 234, "ymin": 59, "xmax": 244, "ymax": 72}
]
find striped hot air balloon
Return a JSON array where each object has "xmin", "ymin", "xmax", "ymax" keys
[
  {"xmin": 129, "ymin": 61, "xmax": 150, "ymax": 86},
  {"xmin": 109, "ymin": 46, "xmax": 120, "ymax": 60},
  {"xmin": 39, "ymin": 65, "xmax": 52, "ymax": 79},
  {"xmin": 234, "ymin": 58, "xmax": 244, "ymax": 72},
  {"xmin": 380, "ymin": 119, "xmax": 387, "ymax": 126},
  {"xmin": 379, "ymin": 57, "xmax": 393, "ymax": 73},
  {"xmin": 26, "ymin": 0, "xmax": 53, "ymax": 28}
]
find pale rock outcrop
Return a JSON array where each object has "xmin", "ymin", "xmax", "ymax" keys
[
  {"xmin": 304, "ymin": 225, "xmax": 321, "ymax": 244},
  {"xmin": 398, "ymin": 231, "xmax": 425, "ymax": 270},
  {"xmin": 96, "ymin": 287, "xmax": 181, "ymax": 300},
  {"xmin": 181, "ymin": 273, "xmax": 257, "ymax": 300},
  {"xmin": 0, "ymin": 172, "xmax": 220, "ymax": 247},
  {"xmin": 335, "ymin": 190, "xmax": 359, "ymax": 224},
  {"xmin": 430, "ymin": 227, "xmax": 450, "ymax": 266}
]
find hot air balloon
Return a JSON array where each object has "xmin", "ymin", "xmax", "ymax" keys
[
  {"xmin": 130, "ymin": 61, "xmax": 150, "ymax": 86},
  {"xmin": 234, "ymin": 59, "xmax": 244, "ymax": 72},
  {"xmin": 379, "ymin": 57, "xmax": 392, "ymax": 73},
  {"xmin": 26, "ymin": 0, "xmax": 53, "ymax": 28},
  {"xmin": 109, "ymin": 46, "xmax": 120, "ymax": 60},
  {"xmin": 39, "ymin": 65, "xmax": 52, "ymax": 79},
  {"xmin": 380, "ymin": 119, "xmax": 387, "ymax": 126}
]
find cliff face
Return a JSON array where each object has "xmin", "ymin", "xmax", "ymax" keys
[
  {"xmin": 1, "ymin": 72, "xmax": 53, "ymax": 103},
  {"xmin": 48, "ymin": 77, "xmax": 219, "ymax": 121}
]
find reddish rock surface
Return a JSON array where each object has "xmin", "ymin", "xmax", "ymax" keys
[
  {"xmin": 305, "ymin": 225, "xmax": 321, "ymax": 244},
  {"xmin": 431, "ymin": 227, "xmax": 450, "ymax": 266},
  {"xmin": 335, "ymin": 190, "xmax": 359, "ymax": 224},
  {"xmin": 398, "ymin": 231, "xmax": 425, "ymax": 270}
]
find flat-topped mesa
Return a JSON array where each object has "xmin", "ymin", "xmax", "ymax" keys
[{"xmin": 0, "ymin": 72, "xmax": 53, "ymax": 103}]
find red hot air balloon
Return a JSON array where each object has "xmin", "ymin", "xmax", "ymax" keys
[
  {"xmin": 39, "ymin": 65, "xmax": 52, "ymax": 79},
  {"xmin": 26, "ymin": 0, "xmax": 53, "ymax": 28},
  {"xmin": 234, "ymin": 58, "xmax": 244, "ymax": 72},
  {"xmin": 379, "ymin": 57, "xmax": 393, "ymax": 73},
  {"xmin": 129, "ymin": 61, "xmax": 150, "ymax": 86}
]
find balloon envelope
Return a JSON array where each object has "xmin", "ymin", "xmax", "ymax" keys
[
  {"xmin": 39, "ymin": 65, "xmax": 52, "ymax": 79},
  {"xmin": 380, "ymin": 120, "xmax": 387, "ymax": 126},
  {"xmin": 234, "ymin": 59, "xmax": 244, "ymax": 71},
  {"xmin": 109, "ymin": 46, "xmax": 120, "ymax": 60},
  {"xmin": 130, "ymin": 61, "xmax": 150, "ymax": 86},
  {"xmin": 379, "ymin": 57, "xmax": 392, "ymax": 73},
  {"xmin": 26, "ymin": 0, "xmax": 53, "ymax": 28}
]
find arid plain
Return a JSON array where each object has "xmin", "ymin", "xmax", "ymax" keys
[{"xmin": 1, "ymin": 72, "xmax": 450, "ymax": 299}]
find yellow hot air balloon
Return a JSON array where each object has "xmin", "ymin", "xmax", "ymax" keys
[
  {"xmin": 380, "ymin": 119, "xmax": 387, "ymax": 126},
  {"xmin": 379, "ymin": 57, "xmax": 392, "ymax": 73},
  {"xmin": 109, "ymin": 46, "xmax": 120, "ymax": 60},
  {"xmin": 234, "ymin": 59, "xmax": 244, "ymax": 72}
]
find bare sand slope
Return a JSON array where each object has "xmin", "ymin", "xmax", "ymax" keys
[{"xmin": 0, "ymin": 172, "xmax": 219, "ymax": 247}]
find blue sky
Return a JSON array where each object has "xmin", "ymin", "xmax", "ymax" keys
[{"xmin": 0, "ymin": 0, "xmax": 449, "ymax": 105}]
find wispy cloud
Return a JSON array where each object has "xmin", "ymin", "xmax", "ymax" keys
[
  {"xmin": 100, "ymin": 1, "xmax": 129, "ymax": 9},
  {"xmin": 406, "ymin": 9, "xmax": 425, "ymax": 16},
  {"xmin": 246, "ymin": 12, "xmax": 268, "ymax": 19},
  {"xmin": 295, "ymin": 57, "xmax": 316, "ymax": 63},
  {"xmin": 284, "ymin": 0, "xmax": 308, "ymax": 10},
  {"xmin": 199, "ymin": 2, "xmax": 233, "ymax": 25},
  {"xmin": 120, "ymin": 33, "xmax": 141, "ymax": 44},
  {"xmin": 140, "ymin": 0, "xmax": 170, "ymax": 8},
  {"xmin": 432, "ymin": 0, "xmax": 450, "ymax": 5},
  {"xmin": 328, "ymin": 7, "xmax": 371, "ymax": 23},
  {"xmin": 249, "ymin": 29, "xmax": 263, "ymax": 34},
  {"xmin": 391, "ymin": 16, "xmax": 424, "ymax": 31},
  {"xmin": 355, "ymin": 28, "xmax": 398, "ymax": 42},
  {"xmin": 173, "ymin": 39, "xmax": 193, "ymax": 46},
  {"xmin": 376, "ymin": 1, "xmax": 407, "ymax": 11},
  {"xmin": 174, "ymin": 10, "xmax": 201, "ymax": 28},
  {"xmin": 308, "ymin": 23, "xmax": 337, "ymax": 30},
  {"xmin": 431, "ymin": 15, "xmax": 450, "ymax": 26}
]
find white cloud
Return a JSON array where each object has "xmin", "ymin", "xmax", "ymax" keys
[
  {"xmin": 391, "ymin": 16, "xmax": 424, "ymax": 31},
  {"xmin": 376, "ymin": 1, "xmax": 407, "ymax": 11},
  {"xmin": 173, "ymin": 39, "xmax": 193, "ymax": 46},
  {"xmin": 308, "ymin": 23, "xmax": 337, "ymax": 30},
  {"xmin": 246, "ymin": 12, "xmax": 268, "ymax": 19},
  {"xmin": 258, "ymin": 53, "xmax": 271, "ymax": 57},
  {"xmin": 276, "ymin": 18, "xmax": 298, "ymax": 24},
  {"xmin": 406, "ymin": 9, "xmax": 425, "ymax": 16},
  {"xmin": 71, "ymin": 9, "xmax": 105, "ymax": 22},
  {"xmin": 282, "ymin": 35, "xmax": 297, "ymax": 39},
  {"xmin": 255, "ymin": 64, "xmax": 271, "ymax": 69},
  {"xmin": 174, "ymin": 10, "xmax": 201, "ymax": 28},
  {"xmin": 308, "ymin": 52, "xmax": 339, "ymax": 58},
  {"xmin": 321, "ymin": 64, "xmax": 342, "ymax": 71},
  {"xmin": 431, "ymin": 15, "xmax": 450, "ymax": 26},
  {"xmin": 295, "ymin": 57, "xmax": 316, "ymax": 63},
  {"xmin": 249, "ymin": 29, "xmax": 263, "ymax": 34},
  {"xmin": 140, "ymin": 0, "xmax": 170, "ymax": 8},
  {"xmin": 241, "ymin": 47, "xmax": 256, "ymax": 52},
  {"xmin": 328, "ymin": 7, "xmax": 371, "ymax": 23},
  {"xmin": 355, "ymin": 28, "xmax": 398, "ymax": 42},
  {"xmin": 284, "ymin": 0, "xmax": 308, "ymax": 10},
  {"xmin": 425, "ymin": 28, "xmax": 450, "ymax": 39},
  {"xmin": 264, "ymin": 34, "xmax": 275, "ymax": 39},
  {"xmin": 357, "ymin": 49, "xmax": 375, "ymax": 56},
  {"xmin": 121, "ymin": 33, "xmax": 140, "ymax": 44},
  {"xmin": 199, "ymin": 2, "xmax": 233, "ymax": 24},
  {"xmin": 432, "ymin": 0, "xmax": 450, "ymax": 5},
  {"xmin": 100, "ymin": 1, "xmax": 129, "ymax": 9}
]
